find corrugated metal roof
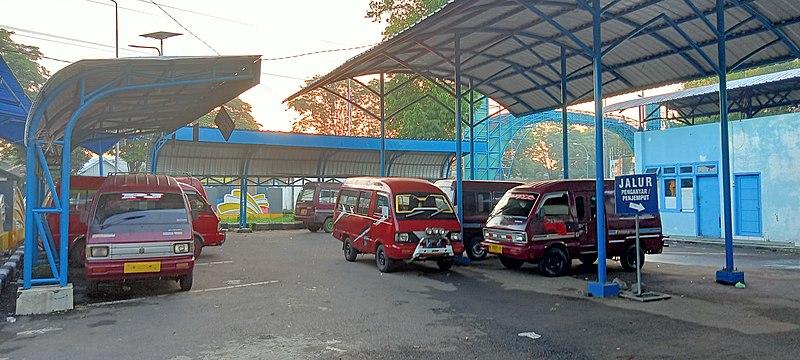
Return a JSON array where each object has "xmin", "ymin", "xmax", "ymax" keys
[
  {"xmin": 25, "ymin": 56, "xmax": 261, "ymax": 151},
  {"xmin": 604, "ymin": 68, "xmax": 800, "ymax": 112},
  {"xmin": 285, "ymin": 0, "xmax": 800, "ymax": 117},
  {"xmin": 154, "ymin": 127, "xmax": 486, "ymax": 180}
]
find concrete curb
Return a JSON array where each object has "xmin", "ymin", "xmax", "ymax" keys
[
  {"xmin": 0, "ymin": 245, "xmax": 24, "ymax": 296},
  {"xmin": 667, "ymin": 236, "xmax": 798, "ymax": 252},
  {"xmin": 221, "ymin": 222, "xmax": 306, "ymax": 231}
]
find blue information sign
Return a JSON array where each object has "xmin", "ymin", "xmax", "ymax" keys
[{"xmin": 615, "ymin": 174, "xmax": 659, "ymax": 215}]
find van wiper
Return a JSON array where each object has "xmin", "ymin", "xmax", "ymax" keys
[
  {"xmin": 100, "ymin": 215, "xmax": 145, "ymax": 229},
  {"xmin": 405, "ymin": 207, "xmax": 438, "ymax": 218}
]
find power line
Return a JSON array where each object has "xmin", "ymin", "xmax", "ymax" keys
[
  {"xmin": 263, "ymin": 43, "xmax": 378, "ymax": 61},
  {"xmin": 6, "ymin": 29, "xmax": 153, "ymax": 56},
  {"xmin": 0, "ymin": 47, "xmax": 72, "ymax": 63},
  {"xmin": 261, "ymin": 72, "xmax": 307, "ymax": 81},
  {"xmin": 84, "ymin": 0, "xmax": 156, "ymax": 16},
  {"xmin": 135, "ymin": 0, "xmax": 254, "ymax": 26},
  {"xmin": 147, "ymin": 0, "xmax": 220, "ymax": 55}
]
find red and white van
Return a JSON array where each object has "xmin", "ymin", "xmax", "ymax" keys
[
  {"xmin": 177, "ymin": 178, "xmax": 226, "ymax": 256},
  {"xmin": 482, "ymin": 179, "xmax": 665, "ymax": 277},
  {"xmin": 84, "ymin": 174, "xmax": 195, "ymax": 296},
  {"xmin": 332, "ymin": 177, "xmax": 464, "ymax": 273},
  {"xmin": 294, "ymin": 182, "xmax": 341, "ymax": 233}
]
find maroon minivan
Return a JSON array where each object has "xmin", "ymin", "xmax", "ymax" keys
[
  {"xmin": 294, "ymin": 182, "xmax": 341, "ymax": 233},
  {"xmin": 482, "ymin": 179, "xmax": 665, "ymax": 277}
]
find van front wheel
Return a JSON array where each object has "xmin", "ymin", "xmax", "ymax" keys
[
  {"xmin": 343, "ymin": 238, "xmax": 358, "ymax": 262},
  {"xmin": 323, "ymin": 218, "xmax": 334, "ymax": 233},
  {"xmin": 375, "ymin": 245, "xmax": 395, "ymax": 273},
  {"xmin": 436, "ymin": 257, "xmax": 454, "ymax": 271},
  {"xmin": 69, "ymin": 237, "xmax": 86, "ymax": 268},
  {"xmin": 193, "ymin": 237, "xmax": 203, "ymax": 258},
  {"xmin": 621, "ymin": 244, "xmax": 645, "ymax": 271},
  {"xmin": 179, "ymin": 274, "xmax": 193, "ymax": 291},
  {"xmin": 307, "ymin": 225, "xmax": 320, "ymax": 232},
  {"xmin": 499, "ymin": 256, "xmax": 524, "ymax": 270},
  {"xmin": 540, "ymin": 247, "xmax": 570, "ymax": 277}
]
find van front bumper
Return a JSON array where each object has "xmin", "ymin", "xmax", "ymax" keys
[
  {"xmin": 482, "ymin": 239, "xmax": 541, "ymax": 260},
  {"xmin": 385, "ymin": 241, "xmax": 464, "ymax": 260},
  {"xmin": 86, "ymin": 256, "xmax": 194, "ymax": 281}
]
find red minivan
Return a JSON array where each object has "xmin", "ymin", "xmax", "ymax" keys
[
  {"xmin": 47, "ymin": 176, "xmax": 223, "ymax": 266},
  {"xmin": 481, "ymin": 179, "xmax": 664, "ymax": 277},
  {"xmin": 294, "ymin": 182, "xmax": 341, "ymax": 233},
  {"xmin": 332, "ymin": 177, "xmax": 464, "ymax": 273},
  {"xmin": 84, "ymin": 174, "xmax": 195, "ymax": 296}
]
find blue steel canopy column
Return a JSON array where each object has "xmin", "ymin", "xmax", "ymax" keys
[{"xmin": 455, "ymin": 34, "xmax": 464, "ymax": 225}]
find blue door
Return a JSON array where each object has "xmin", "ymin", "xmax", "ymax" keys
[
  {"xmin": 697, "ymin": 176, "xmax": 721, "ymax": 237},
  {"xmin": 735, "ymin": 174, "xmax": 762, "ymax": 236}
]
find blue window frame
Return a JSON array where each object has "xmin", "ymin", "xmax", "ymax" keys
[{"xmin": 649, "ymin": 162, "xmax": 716, "ymax": 212}]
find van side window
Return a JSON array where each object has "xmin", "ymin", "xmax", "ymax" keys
[
  {"xmin": 357, "ymin": 191, "xmax": 372, "ymax": 215},
  {"xmin": 541, "ymin": 193, "xmax": 570, "ymax": 217},
  {"xmin": 187, "ymin": 193, "xmax": 209, "ymax": 213},
  {"xmin": 575, "ymin": 196, "xmax": 585, "ymax": 220},
  {"xmin": 590, "ymin": 196, "xmax": 597, "ymax": 219},
  {"xmin": 339, "ymin": 190, "xmax": 358, "ymax": 213},
  {"xmin": 374, "ymin": 195, "xmax": 389, "ymax": 217},
  {"xmin": 476, "ymin": 191, "xmax": 492, "ymax": 214},
  {"xmin": 462, "ymin": 191, "xmax": 477, "ymax": 215},
  {"xmin": 492, "ymin": 191, "xmax": 506, "ymax": 208},
  {"xmin": 319, "ymin": 189, "xmax": 338, "ymax": 204},
  {"xmin": 69, "ymin": 189, "xmax": 95, "ymax": 214}
]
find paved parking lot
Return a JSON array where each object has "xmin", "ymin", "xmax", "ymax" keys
[{"xmin": 1, "ymin": 230, "xmax": 798, "ymax": 359}]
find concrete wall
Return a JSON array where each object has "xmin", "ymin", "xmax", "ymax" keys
[{"xmin": 634, "ymin": 112, "xmax": 800, "ymax": 243}]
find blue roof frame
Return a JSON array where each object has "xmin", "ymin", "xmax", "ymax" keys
[{"xmin": 0, "ymin": 55, "xmax": 31, "ymax": 145}]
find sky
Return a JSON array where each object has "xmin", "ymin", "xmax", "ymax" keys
[{"xmin": 3, "ymin": 0, "xmax": 386, "ymax": 131}]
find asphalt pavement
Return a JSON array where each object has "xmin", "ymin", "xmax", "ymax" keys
[{"xmin": 1, "ymin": 230, "xmax": 798, "ymax": 359}]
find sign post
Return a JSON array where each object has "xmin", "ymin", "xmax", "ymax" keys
[{"xmin": 615, "ymin": 174, "xmax": 670, "ymax": 302}]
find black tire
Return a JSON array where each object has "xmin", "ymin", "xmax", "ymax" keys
[
  {"xmin": 194, "ymin": 236, "xmax": 203, "ymax": 258},
  {"xmin": 343, "ymin": 238, "xmax": 358, "ymax": 262},
  {"xmin": 621, "ymin": 243, "xmax": 645, "ymax": 272},
  {"xmin": 375, "ymin": 244, "xmax": 395, "ymax": 273},
  {"xmin": 307, "ymin": 224, "xmax": 320, "ymax": 232},
  {"xmin": 322, "ymin": 218, "xmax": 334, "ymax": 233},
  {"xmin": 539, "ymin": 247, "xmax": 570, "ymax": 277},
  {"xmin": 465, "ymin": 237, "xmax": 487, "ymax": 261},
  {"xmin": 179, "ymin": 273, "xmax": 193, "ymax": 291},
  {"xmin": 578, "ymin": 254, "xmax": 597, "ymax": 265},
  {"xmin": 436, "ymin": 257, "xmax": 454, "ymax": 271},
  {"xmin": 86, "ymin": 280, "xmax": 100, "ymax": 298},
  {"xmin": 499, "ymin": 256, "xmax": 524, "ymax": 270},
  {"xmin": 69, "ymin": 237, "xmax": 86, "ymax": 268}
]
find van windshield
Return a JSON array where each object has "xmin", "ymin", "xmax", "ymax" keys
[
  {"xmin": 394, "ymin": 193, "xmax": 456, "ymax": 220},
  {"xmin": 92, "ymin": 192, "xmax": 188, "ymax": 229},
  {"xmin": 486, "ymin": 192, "xmax": 538, "ymax": 228}
]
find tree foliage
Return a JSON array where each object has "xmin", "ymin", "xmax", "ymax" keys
[
  {"xmin": 0, "ymin": 29, "xmax": 49, "ymax": 97},
  {"xmin": 367, "ymin": 0, "xmax": 448, "ymax": 40},
  {"xmin": 288, "ymin": 77, "xmax": 381, "ymax": 136}
]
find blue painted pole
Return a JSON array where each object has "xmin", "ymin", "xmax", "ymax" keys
[
  {"xmin": 469, "ymin": 80, "xmax": 475, "ymax": 180},
  {"xmin": 455, "ymin": 34, "xmax": 464, "ymax": 225},
  {"xmin": 98, "ymin": 149, "xmax": 104, "ymax": 176},
  {"xmin": 715, "ymin": 0, "xmax": 744, "ymax": 284},
  {"xmin": 587, "ymin": 0, "xmax": 618, "ymax": 297},
  {"xmin": 561, "ymin": 47, "xmax": 569, "ymax": 180},
  {"xmin": 22, "ymin": 141, "xmax": 37, "ymax": 289},
  {"xmin": 380, "ymin": 73, "xmax": 386, "ymax": 177},
  {"xmin": 240, "ymin": 168, "xmax": 247, "ymax": 229}
]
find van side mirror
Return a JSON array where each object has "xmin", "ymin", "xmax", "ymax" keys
[{"xmin": 381, "ymin": 206, "xmax": 389, "ymax": 218}]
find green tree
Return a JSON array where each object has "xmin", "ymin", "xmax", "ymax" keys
[{"xmin": 367, "ymin": 0, "xmax": 448, "ymax": 39}]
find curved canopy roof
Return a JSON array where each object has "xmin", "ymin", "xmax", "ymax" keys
[
  {"xmin": 153, "ymin": 127, "xmax": 486, "ymax": 180},
  {"xmin": 25, "ymin": 56, "xmax": 261, "ymax": 151},
  {"xmin": 286, "ymin": 0, "xmax": 800, "ymax": 116}
]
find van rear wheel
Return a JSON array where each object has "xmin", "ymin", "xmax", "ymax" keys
[
  {"xmin": 540, "ymin": 247, "xmax": 570, "ymax": 277},
  {"xmin": 375, "ymin": 245, "xmax": 395, "ymax": 273},
  {"xmin": 69, "ymin": 237, "xmax": 86, "ymax": 268},
  {"xmin": 621, "ymin": 243, "xmax": 645, "ymax": 271},
  {"xmin": 307, "ymin": 225, "xmax": 320, "ymax": 232},
  {"xmin": 179, "ymin": 274, "xmax": 193, "ymax": 291},
  {"xmin": 343, "ymin": 238, "xmax": 358, "ymax": 262},
  {"xmin": 465, "ymin": 237, "xmax": 487, "ymax": 261},
  {"xmin": 499, "ymin": 256, "xmax": 524, "ymax": 270},
  {"xmin": 322, "ymin": 218, "xmax": 334, "ymax": 233}
]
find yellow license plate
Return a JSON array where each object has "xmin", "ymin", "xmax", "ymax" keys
[
  {"xmin": 300, "ymin": 209, "xmax": 307, "ymax": 215},
  {"xmin": 124, "ymin": 261, "xmax": 161, "ymax": 274},
  {"xmin": 488, "ymin": 244, "xmax": 503, "ymax": 254}
]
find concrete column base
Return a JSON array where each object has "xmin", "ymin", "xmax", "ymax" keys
[
  {"xmin": 16, "ymin": 284, "xmax": 73, "ymax": 315},
  {"xmin": 588, "ymin": 281, "xmax": 620, "ymax": 297}
]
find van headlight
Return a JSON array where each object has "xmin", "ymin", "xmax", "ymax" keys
[
  {"xmin": 173, "ymin": 242, "xmax": 191, "ymax": 254},
  {"xmin": 89, "ymin": 246, "xmax": 109, "ymax": 258},
  {"xmin": 395, "ymin": 233, "xmax": 410, "ymax": 243},
  {"xmin": 449, "ymin": 232, "xmax": 461, "ymax": 242}
]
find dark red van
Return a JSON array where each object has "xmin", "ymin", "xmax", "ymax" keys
[
  {"xmin": 178, "ymin": 181, "xmax": 225, "ymax": 257},
  {"xmin": 332, "ymin": 177, "xmax": 464, "ymax": 273},
  {"xmin": 481, "ymin": 179, "xmax": 664, "ymax": 277},
  {"xmin": 45, "ymin": 176, "xmax": 106, "ymax": 267},
  {"xmin": 84, "ymin": 174, "xmax": 195, "ymax": 296},
  {"xmin": 434, "ymin": 179, "xmax": 523, "ymax": 260},
  {"xmin": 294, "ymin": 182, "xmax": 341, "ymax": 233}
]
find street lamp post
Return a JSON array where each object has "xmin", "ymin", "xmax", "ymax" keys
[
  {"xmin": 128, "ymin": 44, "xmax": 162, "ymax": 56},
  {"xmin": 572, "ymin": 142, "xmax": 590, "ymax": 179},
  {"xmin": 140, "ymin": 31, "xmax": 182, "ymax": 56}
]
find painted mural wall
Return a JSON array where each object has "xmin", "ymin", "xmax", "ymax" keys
[{"xmin": 635, "ymin": 112, "xmax": 800, "ymax": 243}]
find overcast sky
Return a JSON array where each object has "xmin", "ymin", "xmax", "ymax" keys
[{"xmin": 3, "ymin": 0, "xmax": 385, "ymax": 131}]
